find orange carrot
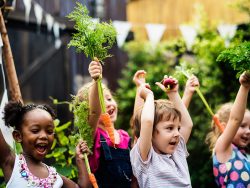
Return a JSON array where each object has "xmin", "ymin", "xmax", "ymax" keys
[
  {"xmin": 100, "ymin": 113, "xmax": 115, "ymax": 144},
  {"xmin": 89, "ymin": 173, "xmax": 98, "ymax": 188},
  {"xmin": 213, "ymin": 115, "xmax": 225, "ymax": 133}
]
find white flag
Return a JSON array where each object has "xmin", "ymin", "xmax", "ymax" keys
[
  {"xmin": 217, "ymin": 24, "xmax": 237, "ymax": 47},
  {"xmin": 179, "ymin": 25, "xmax": 197, "ymax": 51},
  {"xmin": 34, "ymin": 3, "xmax": 43, "ymax": 27},
  {"xmin": 45, "ymin": 14, "xmax": 54, "ymax": 32},
  {"xmin": 113, "ymin": 20, "xmax": 132, "ymax": 48},
  {"xmin": 145, "ymin": 23, "xmax": 166, "ymax": 48},
  {"xmin": 0, "ymin": 90, "xmax": 14, "ymax": 148},
  {"xmin": 53, "ymin": 22, "xmax": 61, "ymax": 49},
  {"xmin": 23, "ymin": 0, "xmax": 32, "ymax": 23}
]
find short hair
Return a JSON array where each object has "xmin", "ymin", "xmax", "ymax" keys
[{"xmin": 132, "ymin": 99, "xmax": 181, "ymax": 138}]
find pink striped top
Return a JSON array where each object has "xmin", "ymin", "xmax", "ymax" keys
[{"xmin": 89, "ymin": 127, "xmax": 130, "ymax": 173}]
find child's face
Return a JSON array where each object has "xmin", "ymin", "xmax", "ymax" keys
[
  {"xmin": 19, "ymin": 109, "xmax": 55, "ymax": 161},
  {"xmin": 104, "ymin": 90, "xmax": 118, "ymax": 123},
  {"xmin": 233, "ymin": 111, "xmax": 250, "ymax": 148},
  {"xmin": 152, "ymin": 115, "xmax": 181, "ymax": 155}
]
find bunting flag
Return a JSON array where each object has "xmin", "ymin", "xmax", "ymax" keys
[
  {"xmin": 0, "ymin": 35, "xmax": 14, "ymax": 148},
  {"xmin": 53, "ymin": 22, "xmax": 61, "ymax": 49},
  {"xmin": 217, "ymin": 24, "xmax": 237, "ymax": 47},
  {"xmin": 23, "ymin": 0, "xmax": 32, "ymax": 23},
  {"xmin": 113, "ymin": 20, "xmax": 132, "ymax": 48},
  {"xmin": 45, "ymin": 13, "xmax": 54, "ymax": 32},
  {"xmin": 34, "ymin": 2, "xmax": 43, "ymax": 28},
  {"xmin": 145, "ymin": 23, "xmax": 166, "ymax": 48},
  {"xmin": 179, "ymin": 25, "xmax": 197, "ymax": 51}
]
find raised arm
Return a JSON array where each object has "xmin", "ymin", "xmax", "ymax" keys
[
  {"xmin": 215, "ymin": 72, "xmax": 250, "ymax": 162},
  {"xmin": 182, "ymin": 75, "xmax": 199, "ymax": 109},
  {"xmin": 133, "ymin": 70, "xmax": 147, "ymax": 114},
  {"xmin": 156, "ymin": 76, "xmax": 193, "ymax": 143},
  {"xmin": 138, "ymin": 84, "xmax": 154, "ymax": 161},
  {"xmin": 88, "ymin": 60, "xmax": 102, "ymax": 134},
  {"xmin": 0, "ymin": 128, "xmax": 15, "ymax": 182}
]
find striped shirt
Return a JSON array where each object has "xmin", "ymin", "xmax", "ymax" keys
[{"xmin": 130, "ymin": 136, "xmax": 192, "ymax": 188}]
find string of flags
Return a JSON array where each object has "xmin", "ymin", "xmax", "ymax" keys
[{"xmin": 22, "ymin": 0, "xmax": 238, "ymax": 50}]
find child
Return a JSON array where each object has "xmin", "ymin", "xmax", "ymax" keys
[
  {"xmin": 0, "ymin": 101, "xmax": 89, "ymax": 188},
  {"xmin": 76, "ymin": 60, "xmax": 133, "ymax": 188},
  {"xmin": 130, "ymin": 76, "xmax": 193, "ymax": 187},
  {"xmin": 206, "ymin": 71, "xmax": 250, "ymax": 187},
  {"xmin": 131, "ymin": 72, "xmax": 199, "ymax": 144}
]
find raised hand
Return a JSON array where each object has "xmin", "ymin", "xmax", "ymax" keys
[
  {"xmin": 88, "ymin": 60, "xmax": 102, "ymax": 80},
  {"xmin": 133, "ymin": 70, "xmax": 147, "ymax": 87},
  {"xmin": 156, "ymin": 75, "xmax": 179, "ymax": 93}
]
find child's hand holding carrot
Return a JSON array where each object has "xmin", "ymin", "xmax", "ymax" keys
[
  {"xmin": 88, "ymin": 60, "xmax": 102, "ymax": 80},
  {"xmin": 240, "ymin": 71, "xmax": 250, "ymax": 89},
  {"xmin": 76, "ymin": 140, "xmax": 91, "ymax": 160},
  {"xmin": 185, "ymin": 75, "xmax": 199, "ymax": 94}
]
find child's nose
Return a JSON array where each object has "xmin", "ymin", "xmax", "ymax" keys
[
  {"xmin": 39, "ymin": 131, "xmax": 48, "ymax": 139},
  {"xmin": 174, "ymin": 129, "xmax": 180, "ymax": 137}
]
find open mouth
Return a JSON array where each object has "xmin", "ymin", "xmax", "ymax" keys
[
  {"xmin": 107, "ymin": 108, "xmax": 115, "ymax": 116},
  {"xmin": 35, "ymin": 143, "xmax": 48, "ymax": 155}
]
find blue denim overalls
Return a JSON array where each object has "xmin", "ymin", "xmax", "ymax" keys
[{"xmin": 95, "ymin": 134, "xmax": 133, "ymax": 188}]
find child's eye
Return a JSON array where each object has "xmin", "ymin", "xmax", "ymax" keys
[
  {"xmin": 167, "ymin": 127, "xmax": 173, "ymax": 130},
  {"xmin": 31, "ymin": 129, "xmax": 39, "ymax": 134},
  {"xmin": 47, "ymin": 130, "xmax": 55, "ymax": 135},
  {"xmin": 178, "ymin": 127, "xmax": 181, "ymax": 131}
]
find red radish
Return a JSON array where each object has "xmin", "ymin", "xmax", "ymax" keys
[
  {"xmin": 145, "ymin": 84, "xmax": 151, "ymax": 90},
  {"xmin": 162, "ymin": 77, "xmax": 176, "ymax": 89}
]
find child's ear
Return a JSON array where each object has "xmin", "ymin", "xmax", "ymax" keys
[{"xmin": 12, "ymin": 130, "xmax": 22, "ymax": 143}]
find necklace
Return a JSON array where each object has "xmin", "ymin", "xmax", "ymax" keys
[{"xmin": 19, "ymin": 154, "xmax": 58, "ymax": 188}]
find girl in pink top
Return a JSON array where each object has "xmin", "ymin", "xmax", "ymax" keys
[{"xmin": 76, "ymin": 60, "xmax": 137, "ymax": 188}]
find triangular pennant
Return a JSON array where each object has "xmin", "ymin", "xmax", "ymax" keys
[
  {"xmin": 179, "ymin": 25, "xmax": 197, "ymax": 51},
  {"xmin": 217, "ymin": 24, "xmax": 237, "ymax": 47},
  {"xmin": 145, "ymin": 23, "xmax": 166, "ymax": 48},
  {"xmin": 113, "ymin": 20, "xmax": 132, "ymax": 48},
  {"xmin": 0, "ymin": 90, "xmax": 14, "ymax": 148},
  {"xmin": 23, "ymin": 0, "xmax": 32, "ymax": 23},
  {"xmin": 53, "ymin": 22, "xmax": 61, "ymax": 49},
  {"xmin": 34, "ymin": 3, "xmax": 43, "ymax": 27},
  {"xmin": 45, "ymin": 14, "xmax": 54, "ymax": 32},
  {"xmin": 0, "ymin": 34, "xmax": 3, "ymax": 47}
]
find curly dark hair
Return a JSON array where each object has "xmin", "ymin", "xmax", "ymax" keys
[{"xmin": 3, "ymin": 100, "xmax": 56, "ymax": 130}]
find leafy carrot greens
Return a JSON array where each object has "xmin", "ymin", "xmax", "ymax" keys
[
  {"xmin": 67, "ymin": 2, "xmax": 116, "ymax": 63},
  {"xmin": 216, "ymin": 41, "xmax": 250, "ymax": 77}
]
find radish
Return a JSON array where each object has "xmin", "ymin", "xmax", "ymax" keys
[{"xmin": 161, "ymin": 77, "xmax": 176, "ymax": 90}]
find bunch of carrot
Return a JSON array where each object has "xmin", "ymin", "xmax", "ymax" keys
[{"xmin": 177, "ymin": 66, "xmax": 224, "ymax": 133}]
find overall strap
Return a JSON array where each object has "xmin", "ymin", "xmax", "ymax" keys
[{"xmin": 100, "ymin": 134, "xmax": 112, "ymax": 160}]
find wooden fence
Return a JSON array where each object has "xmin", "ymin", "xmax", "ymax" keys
[{"xmin": 127, "ymin": 0, "xmax": 249, "ymax": 40}]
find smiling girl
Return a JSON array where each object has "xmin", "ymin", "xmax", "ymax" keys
[{"xmin": 0, "ymin": 101, "xmax": 89, "ymax": 188}]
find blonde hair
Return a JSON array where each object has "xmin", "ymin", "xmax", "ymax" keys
[
  {"xmin": 205, "ymin": 102, "xmax": 233, "ymax": 152},
  {"xmin": 76, "ymin": 82, "xmax": 110, "ymax": 102},
  {"xmin": 132, "ymin": 99, "xmax": 181, "ymax": 138}
]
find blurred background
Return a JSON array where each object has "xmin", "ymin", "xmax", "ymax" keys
[{"xmin": 0, "ymin": 0, "xmax": 249, "ymax": 187}]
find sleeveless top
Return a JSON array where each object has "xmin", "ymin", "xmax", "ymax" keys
[
  {"xmin": 6, "ymin": 154, "xmax": 63, "ymax": 188},
  {"xmin": 213, "ymin": 145, "xmax": 250, "ymax": 187}
]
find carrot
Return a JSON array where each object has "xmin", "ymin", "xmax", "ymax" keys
[
  {"xmin": 100, "ymin": 113, "xmax": 115, "ymax": 145},
  {"xmin": 213, "ymin": 115, "xmax": 225, "ymax": 133},
  {"xmin": 89, "ymin": 173, "xmax": 98, "ymax": 188}
]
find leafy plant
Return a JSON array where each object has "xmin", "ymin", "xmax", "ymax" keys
[
  {"xmin": 216, "ymin": 41, "xmax": 250, "ymax": 77},
  {"xmin": 67, "ymin": 2, "xmax": 116, "ymax": 63},
  {"xmin": 46, "ymin": 119, "xmax": 78, "ymax": 179}
]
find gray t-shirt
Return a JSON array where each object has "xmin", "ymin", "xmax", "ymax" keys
[{"xmin": 130, "ymin": 136, "xmax": 192, "ymax": 188}]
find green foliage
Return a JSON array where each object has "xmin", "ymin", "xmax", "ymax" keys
[
  {"xmin": 72, "ymin": 96, "xmax": 94, "ymax": 150},
  {"xmin": 216, "ymin": 41, "xmax": 250, "ymax": 77},
  {"xmin": 46, "ymin": 119, "xmax": 78, "ymax": 179},
  {"xmin": 67, "ymin": 2, "xmax": 117, "ymax": 62}
]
